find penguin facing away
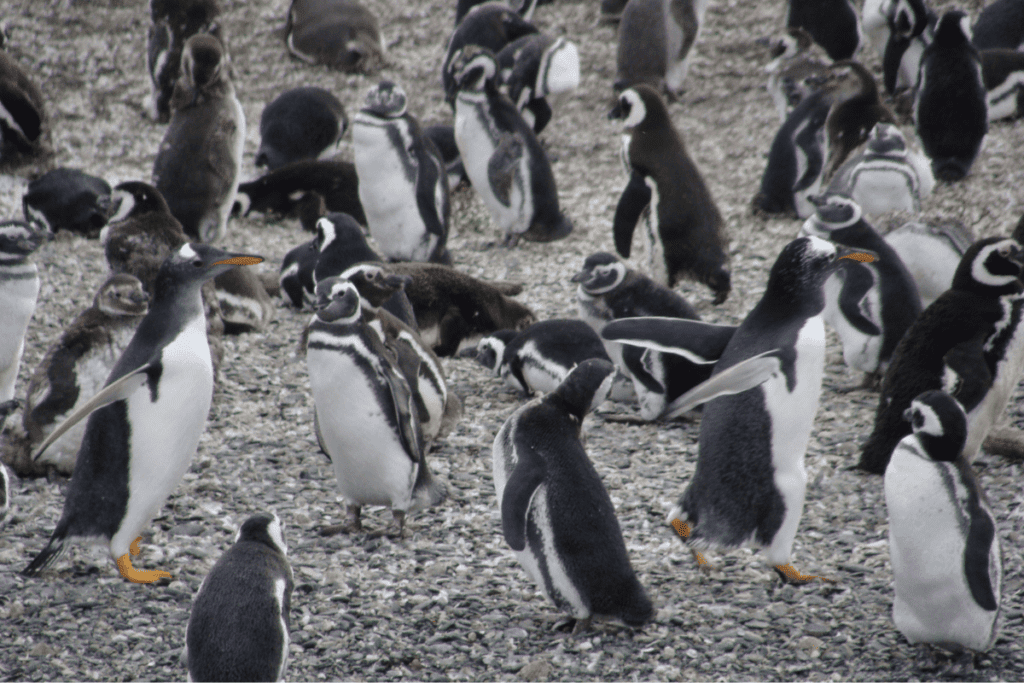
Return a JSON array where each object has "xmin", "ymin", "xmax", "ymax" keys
[
  {"xmin": 21, "ymin": 243, "xmax": 263, "ymax": 583},
  {"xmin": 492, "ymin": 358, "xmax": 655, "ymax": 632},
  {"xmin": 185, "ymin": 512, "xmax": 294, "ymax": 682},
  {"xmin": 285, "ymin": 0, "xmax": 384, "ymax": 73},
  {"xmin": 146, "ymin": 0, "xmax": 222, "ymax": 123},
  {"xmin": 615, "ymin": 0, "xmax": 711, "ymax": 97},
  {"xmin": 22, "ymin": 168, "xmax": 112, "ymax": 238},
  {"xmin": 0, "ymin": 220, "xmax": 48, "ymax": 410},
  {"xmin": 256, "ymin": 86, "xmax": 347, "ymax": 170},
  {"xmin": 234, "ymin": 159, "xmax": 365, "ymax": 226},
  {"xmin": 786, "ymin": 0, "xmax": 862, "ymax": 61}
]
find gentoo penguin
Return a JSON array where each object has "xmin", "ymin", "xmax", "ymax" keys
[
  {"xmin": 496, "ymin": 34, "xmax": 580, "ymax": 134},
  {"xmin": 885, "ymin": 390, "xmax": 1002, "ymax": 670},
  {"xmin": 22, "ymin": 274, "xmax": 150, "ymax": 476},
  {"xmin": 22, "ymin": 243, "xmax": 263, "ymax": 583},
  {"xmin": 450, "ymin": 46, "xmax": 573, "ymax": 246},
  {"xmin": 800, "ymin": 194, "xmax": 921, "ymax": 385},
  {"xmin": 883, "ymin": 218, "xmax": 973, "ymax": 308},
  {"xmin": 786, "ymin": 0, "xmax": 862, "ymax": 60},
  {"xmin": 306, "ymin": 277, "xmax": 445, "ymax": 536},
  {"xmin": 146, "ymin": 0, "xmax": 222, "ymax": 123},
  {"xmin": 234, "ymin": 159, "xmax": 366, "ymax": 226},
  {"xmin": 152, "ymin": 33, "xmax": 244, "ymax": 243},
  {"xmin": 455, "ymin": 0, "xmax": 539, "ymax": 25},
  {"xmin": 0, "ymin": 38, "xmax": 48, "ymax": 168},
  {"xmin": 352, "ymin": 81, "xmax": 451, "ymax": 264},
  {"xmin": 604, "ymin": 236, "xmax": 873, "ymax": 581},
  {"xmin": 492, "ymin": 359, "xmax": 654, "ymax": 632},
  {"xmin": 256, "ymin": 86, "xmax": 347, "ymax": 170},
  {"xmin": 981, "ymin": 49, "xmax": 1024, "ymax": 122},
  {"xmin": 972, "ymin": 0, "xmax": 1024, "ymax": 51},
  {"xmin": 858, "ymin": 237, "xmax": 1024, "ymax": 473},
  {"xmin": 22, "ymin": 169, "xmax": 111, "ymax": 238},
  {"xmin": 185, "ymin": 512, "xmax": 294, "ymax": 682},
  {"xmin": 826, "ymin": 123, "xmax": 934, "ymax": 216},
  {"xmin": 615, "ymin": 0, "xmax": 710, "ymax": 97},
  {"xmin": 610, "ymin": 85, "xmax": 731, "ymax": 303},
  {"xmin": 0, "ymin": 220, "xmax": 48, "ymax": 413},
  {"xmin": 285, "ymin": 0, "xmax": 384, "ymax": 73},
  {"xmin": 761, "ymin": 27, "xmax": 831, "ymax": 122},
  {"xmin": 387, "ymin": 261, "xmax": 536, "ymax": 356},
  {"xmin": 914, "ymin": 11, "xmax": 988, "ymax": 182}
]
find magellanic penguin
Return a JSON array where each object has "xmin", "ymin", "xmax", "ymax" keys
[
  {"xmin": 146, "ymin": 0, "xmax": 222, "ymax": 123},
  {"xmin": 21, "ymin": 243, "xmax": 263, "ymax": 583},
  {"xmin": 285, "ymin": 0, "xmax": 384, "ymax": 73},
  {"xmin": 876, "ymin": 0, "xmax": 934, "ymax": 95},
  {"xmin": 862, "ymin": 0, "xmax": 928, "ymax": 58},
  {"xmin": 455, "ymin": 0, "xmax": 539, "ymax": 26},
  {"xmin": 0, "ymin": 38, "xmax": 49, "ymax": 170},
  {"xmin": 800, "ymin": 194, "xmax": 921, "ymax": 386},
  {"xmin": 972, "ymin": 0, "xmax": 1024, "ymax": 51},
  {"xmin": 981, "ymin": 48, "xmax": 1024, "ymax": 122},
  {"xmin": 152, "ymin": 33, "xmax": 244, "ymax": 243},
  {"xmin": 615, "ymin": 0, "xmax": 710, "ymax": 98},
  {"xmin": 450, "ymin": 46, "xmax": 573, "ymax": 247},
  {"xmin": 914, "ymin": 11, "xmax": 988, "ymax": 182},
  {"xmin": 883, "ymin": 218, "xmax": 973, "ymax": 308},
  {"xmin": 761, "ymin": 27, "xmax": 831, "ymax": 122},
  {"xmin": 22, "ymin": 168, "xmax": 111, "ymax": 238},
  {"xmin": 492, "ymin": 359, "xmax": 655, "ymax": 632},
  {"xmin": 858, "ymin": 237, "xmax": 1024, "ymax": 473},
  {"xmin": 234, "ymin": 159, "xmax": 366, "ymax": 226},
  {"xmin": 185, "ymin": 512, "xmax": 294, "ymax": 682},
  {"xmin": 786, "ymin": 0, "xmax": 862, "ymax": 60},
  {"xmin": 609, "ymin": 85, "xmax": 731, "ymax": 304},
  {"xmin": 0, "ymin": 220, "xmax": 49, "ymax": 412},
  {"xmin": 496, "ymin": 33, "xmax": 580, "ymax": 135},
  {"xmin": 256, "ymin": 86, "xmax": 347, "ymax": 170},
  {"xmin": 306, "ymin": 277, "xmax": 445, "ymax": 536},
  {"xmin": 352, "ymin": 81, "xmax": 452, "ymax": 264},
  {"xmin": 885, "ymin": 390, "xmax": 1002, "ymax": 670},
  {"xmin": 604, "ymin": 236, "xmax": 875, "ymax": 581}
]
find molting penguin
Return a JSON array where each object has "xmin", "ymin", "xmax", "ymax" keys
[
  {"xmin": 858, "ymin": 237, "xmax": 1024, "ymax": 473},
  {"xmin": 883, "ymin": 218, "xmax": 973, "ymax": 308},
  {"xmin": 786, "ymin": 0, "xmax": 862, "ymax": 60},
  {"xmin": 885, "ymin": 390, "xmax": 1002, "ymax": 669},
  {"xmin": 146, "ymin": 0, "xmax": 222, "ymax": 123},
  {"xmin": 185, "ymin": 512, "xmax": 294, "ymax": 682},
  {"xmin": 496, "ymin": 33, "xmax": 580, "ymax": 135},
  {"xmin": 492, "ymin": 359, "xmax": 654, "ymax": 632},
  {"xmin": 0, "ymin": 38, "xmax": 48, "ymax": 168},
  {"xmin": 22, "ymin": 168, "xmax": 111, "ymax": 238},
  {"xmin": 972, "ymin": 0, "xmax": 1024, "ymax": 51},
  {"xmin": 256, "ymin": 86, "xmax": 347, "ymax": 170},
  {"xmin": 615, "ymin": 0, "xmax": 710, "ymax": 97},
  {"xmin": 450, "ymin": 46, "xmax": 572, "ymax": 247},
  {"xmin": 234, "ymin": 159, "xmax": 365, "ymax": 226},
  {"xmin": 981, "ymin": 48, "xmax": 1024, "ymax": 122},
  {"xmin": 21, "ymin": 243, "xmax": 263, "ymax": 583},
  {"xmin": 761, "ymin": 27, "xmax": 831, "ymax": 122},
  {"xmin": 0, "ymin": 220, "xmax": 48, "ymax": 412},
  {"xmin": 610, "ymin": 85, "xmax": 731, "ymax": 303},
  {"xmin": 353, "ymin": 81, "xmax": 451, "ymax": 264},
  {"xmin": 285, "ymin": 0, "xmax": 384, "ymax": 73}
]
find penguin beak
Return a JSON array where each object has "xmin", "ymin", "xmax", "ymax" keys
[
  {"xmin": 384, "ymin": 273, "xmax": 413, "ymax": 290},
  {"xmin": 834, "ymin": 245, "xmax": 878, "ymax": 266},
  {"xmin": 316, "ymin": 287, "xmax": 360, "ymax": 323},
  {"xmin": 570, "ymin": 269, "xmax": 590, "ymax": 284},
  {"xmin": 607, "ymin": 100, "xmax": 625, "ymax": 120},
  {"xmin": 210, "ymin": 255, "xmax": 264, "ymax": 267}
]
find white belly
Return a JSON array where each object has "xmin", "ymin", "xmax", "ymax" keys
[
  {"xmin": 821, "ymin": 270, "xmax": 883, "ymax": 374},
  {"xmin": 0, "ymin": 266, "xmax": 40, "ymax": 401}
]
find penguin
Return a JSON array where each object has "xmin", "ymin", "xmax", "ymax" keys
[
  {"xmin": 423, "ymin": 124, "xmax": 469, "ymax": 189},
  {"xmin": 981, "ymin": 49, "xmax": 1024, "ymax": 122},
  {"xmin": 285, "ymin": 0, "xmax": 384, "ymax": 73},
  {"xmin": 455, "ymin": 0, "xmax": 539, "ymax": 26},
  {"xmin": 800, "ymin": 194, "xmax": 922, "ymax": 385},
  {"xmin": 858, "ymin": 237, "xmax": 1024, "ymax": 473},
  {"xmin": 883, "ymin": 218, "xmax": 973, "ymax": 308},
  {"xmin": 306, "ymin": 277, "xmax": 445, "ymax": 536},
  {"xmin": 600, "ymin": 0, "xmax": 629, "ymax": 22},
  {"xmin": 877, "ymin": 0, "xmax": 934, "ymax": 95},
  {"xmin": 450, "ymin": 46, "xmax": 573, "ymax": 247},
  {"xmin": 0, "ymin": 38, "xmax": 48, "ymax": 168},
  {"xmin": 491, "ymin": 358, "xmax": 655, "ymax": 632},
  {"xmin": 280, "ymin": 237, "xmax": 320, "ymax": 309},
  {"xmin": 256, "ymin": 86, "xmax": 347, "ymax": 170},
  {"xmin": 22, "ymin": 274, "xmax": 150, "ymax": 476},
  {"xmin": 146, "ymin": 0, "xmax": 222, "ymax": 124},
  {"xmin": 352, "ymin": 81, "xmax": 451, "ymax": 264},
  {"xmin": 609, "ymin": 85, "xmax": 731, "ymax": 303},
  {"xmin": 152, "ymin": 33, "xmax": 244, "ymax": 243},
  {"xmin": 496, "ymin": 33, "xmax": 580, "ymax": 135},
  {"xmin": 914, "ymin": 11, "xmax": 988, "ymax": 182},
  {"xmin": 603, "ymin": 236, "xmax": 873, "ymax": 581},
  {"xmin": 334, "ymin": 260, "xmax": 417, "ymax": 330},
  {"xmin": 0, "ymin": 221, "xmax": 48, "ymax": 413},
  {"xmin": 21, "ymin": 243, "xmax": 263, "ymax": 583},
  {"xmin": 786, "ymin": 0, "xmax": 862, "ymax": 61},
  {"xmin": 234, "ymin": 159, "xmax": 366, "ymax": 226},
  {"xmin": 615, "ymin": 0, "xmax": 710, "ymax": 97},
  {"xmin": 885, "ymin": 390, "xmax": 1002, "ymax": 669},
  {"xmin": 825, "ymin": 123, "xmax": 934, "ymax": 216},
  {"xmin": 761, "ymin": 27, "xmax": 831, "ymax": 122},
  {"xmin": 22, "ymin": 168, "xmax": 111, "ymax": 238},
  {"xmin": 185, "ymin": 512, "xmax": 294, "ymax": 683},
  {"xmin": 212, "ymin": 262, "xmax": 275, "ymax": 334},
  {"xmin": 0, "ymin": 461, "xmax": 9, "ymax": 525},
  {"xmin": 972, "ymin": 0, "xmax": 1024, "ymax": 51}
]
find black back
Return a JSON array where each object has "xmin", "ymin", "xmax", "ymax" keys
[
  {"xmin": 786, "ymin": 0, "xmax": 860, "ymax": 60},
  {"xmin": 257, "ymin": 86, "xmax": 347, "ymax": 170},
  {"xmin": 972, "ymin": 0, "xmax": 1024, "ymax": 51},
  {"xmin": 23, "ymin": 168, "xmax": 111, "ymax": 236},
  {"xmin": 442, "ymin": 4, "xmax": 538, "ymax": 103},
  {"xmin": 236, "ymin": 160, "xmax": 365, "ymax": 225}
]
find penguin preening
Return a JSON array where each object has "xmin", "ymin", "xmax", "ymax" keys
[
  {"xmin": 615, "ymin": 0, "xmax": 710, "ymax": 98},
  {"xmin": 0, "ymin": 220, "xmax": 49, "ymax": 413},
  {"xmin": 234, "ymin": 159, "xmax": 366, "ymax": 226},
  {"xmin": 22, "ymin": 168, "xmax": 112, "ymax": 238},
  {"xmin": 786, "ymin": 0, "xmax": 862, "ymax": 61},
  {"xmin": 285, "ymin": 0, "xmax": 384, "ymax": 73},
  {"xmin": 146, "ymin": 0, "xmax": 223, "ymax": 123},
  {"xmin": 256, "ymin": 86, "xmax": 347, "ymax": 170},
  {"xmin": 22, "ymin": 243, "xmax": 263, "ymax": 583},
  {"xmin": 492, "ymin": 359, "xmax": 655, "ymax": 632},
  {"xmin": 496, "ymin": 33, "xmax": 580, "ymax": 135}
]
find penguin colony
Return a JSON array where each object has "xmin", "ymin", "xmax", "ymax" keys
[{"xmin": 2, "ymin": 0, "xmax": 1024, "ymax": 679}]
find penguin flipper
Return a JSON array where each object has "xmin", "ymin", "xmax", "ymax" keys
[
  {"xmin": 837, "ymin": 263, "xmax": 882, "ymax": 336},
  {"xmin": 366, "ymin": 329, "xmax": 423, "ymax": 462},
  {"xmin": 943, "ymin": 338, "xmax": 993, "ymax": 413},
  {"xmin": 602, "ymin": 316, "xmax": 737, "ymax": 365},
  {"xmin": 500, "ymin": 447, "xmax": 546, "ymax": 551},
  {"xmin": 612, "ymin": 171, "xmax": 651, "ymax": 259},
  {"xmin": 488, "ymin": 132, "xmax": 525, "ymax": 207},
  {"xmin": 665, "ymin": 350, "xmax": 784, "ymax": 419}
]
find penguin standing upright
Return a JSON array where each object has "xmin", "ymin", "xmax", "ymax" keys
[
  {"xmin": 153, "ymin": 33, "xmax": 244, "ymax": 243},
  {"xmin": 492, "ymin": 359, "xmax": 654, "ymax": 632},
  {"xmin": 21, "ymin": 243, "xmax": 263, "ymax": 583},
  {"xmin": 609, "ymin": 85, "xmax": 731, "ymax": 303},
  {"xmin": 0, "ymin": 461, "xmax": 10, "ymax": 525},
  {"xmin": 186, "ymin": 512, "xmax": 294, "ymax": 682},
  {"xmin": 885, "ymin": 390, "xmax": 1002, "ymax": 670},
  {"xmin": 876, "ymin": 0, "xmax": 934, "ymax": 95},
  {"xmin": 786, "ymin": 0, "xmax": 862, "ymax": 60},
  {"xmin": 496, "ymin": 33, "xmax": 580, "ymax": 135},
  {"xmin": 146, "ymin": 0, "xmax": 222, "ymax": 123},
  {"xmin": 256, "ymin": 86, "xmax": 347, "ymax": 170},
  {"xmin": 22, "ymin": 169, "xmax": 111, "ymax": 238},
  {"xmin": 615, "ymin": 0, "xmax": 710, "ymax": 97},
  {"xmin": 0, "ymin": 221, "xmax": 48, "ymax": 414},
  {"xmin": 352, "ymin": 81, "xmax": 451, "ymax": 264},
  {"xmin": 285, "ymin": 0, "xmax": 384, "ymax": 73}
]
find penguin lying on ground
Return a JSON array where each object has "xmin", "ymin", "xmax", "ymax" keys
[
  {"xmin": 22, "ymin": 168, "xmax": 111, "ymax": 238},
  {"xmin": 285, "ymin": 0, "xmax": 384, "ymax": 72},
  {"xmin": 234, "ymin": 160, "xmax": 365, "ymax": 226},
  {"xmin": 492, "ymin": 359, "xmax": 655, "ymax": 633},
  {"xmin": 0, "ymin": 221, "xmax": 49, "ymax": 418},
  {"xmin": 146, "ymin": 0, "xmax": 222, "ymax": 123},
  {"xmin": 615, "ymin": 0, "xmax": 710, "ymax": 97},
  {"xmin": 496, "ymin": 33, "xmax": 580, "ymax": 135},
  {"xmin": 882, "ymin": 218, "xmax": 972, "ymax": 308},
  {"xmin": 760, "ymin": 27, "xmax": 830, "ymax": 122},
  {"xmin": 256, "ymin": 86, "xmax": 347, "ymax": 170}
]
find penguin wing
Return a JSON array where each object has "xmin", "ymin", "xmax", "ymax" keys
[
  {"xmin": 488, "ymin": 132, "xmax": 525, "ymax": 207},
  {"xmin": 0, "ymin": 79, "xmax": 44, "ymax": 143},
  {"xmin": 366, "ymin": 329, "xmax": 423, "ymax": 462},
  {"xmin": 836, "ymin": 262, "xmax": 882, "ymax": 336},
  {"xmin": 501, "ymin": 435, "xmax": 547, "ymax": 551},
  {"xmin": 612, "ymin": 170, "xmax": 652, "ymax": 259},
  {"xmin": 602, "ymin": 317, "xmax": 737, "ymax": 365},
  {"xmin": 664, "ymin": 349, "xmax": 784, "ymax": 419},
  {"xmin": 943, "ymin": 336, "xmax": 993, "ymax": 413}
]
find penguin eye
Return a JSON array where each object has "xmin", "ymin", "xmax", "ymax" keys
[
  {"xmin": 192, "ymin": 259, "xmax": 203, "ymax": 268},
  {"xmin": 912, "ymin": 411, "xmax": 924, "ymax": 429}
]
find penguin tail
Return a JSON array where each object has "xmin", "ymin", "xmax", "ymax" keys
[
  {"xmin": 931, "ymin": 158, "xmax": 969, "ymax": 182},
  {"xmin": 855, "ymin": 434, "xmax": 897, "ymax": 474},
  {"xmin": 22, "ymin": 531, "xmax": 69, "ymax": 577}
]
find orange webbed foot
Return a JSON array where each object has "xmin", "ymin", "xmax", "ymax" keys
[
  {"xmin": 773, "ymin": 563, "xmax": 836, "ymax": 585},
  {"xmin": 116, "ymin": 538, "xmax": 171, "ymax": 584}
]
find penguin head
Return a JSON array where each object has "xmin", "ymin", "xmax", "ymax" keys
[
  {"xmin": 340, "ymin": 263, "xmax": 412, "ymax": 309},
  {"xmin": 571, "ymin": 252, "xmax": 627, "ymax": 295},
  {"xmin": 864, "ymin": 122, "xmax": 907, "ymax": 157},
  {"xmin": 450, "ymin": 46, "xmax": 498, "ymax": 92},
  {"xmin": 954, "ymin": 237, "xmax": 1024, "ymax": 295},
  {"xmin": 95, "ymin": 273, "xmax": 150, "ymax": 317},
  {"xmin": 154, "ymin": 243, "xmax": 264, "ymax": 294},
  {"xmin": 933, "ymin": 10, "xmax": 973, "ymax": 49},
  {"xmin": 550, "ymin": 358, "xmax": 617, "ymax": 421},
  {"xmin": 761, "ymin": 27, "xmax": 814, "ymax": 60},
  {"xmin": 181, "ymin": 33, "xmax": 226, "ymax": 92},
  {"xmin": 314, "ymin": 277, "xmax": 362, "ymax": 324},
  {"xmin": 106, "ymin": 181, "xmax": 173, "ymax": 225},
  {"xmin": 766, "ymin": 236, "xmax": 870, "ymax": 305},
  {"xmin": 809, "ymin": 60, "xmax": 878, "ymax": 104},
  {"xmin": 0, "ymin": 220, "xmax": 50, "ymax": 263},
  {"xmin": 609, "ymin": 84, "xmax": 671, "ymax": 132},
  {"xmin": 235, "ymin": 512, "xmax": 288, "ymax": 557},
  {"xmin": 803, "ymin": 194, "xmax": 864, "ymax": 237},
  {"xmin": 467, "ymin": 330, "xmax": 517, "ymax": 373},
  {"xmin": 903, "ymin": 390, "xmax": 967, "ymax": 463},
  {"xmin": 316, "ymin": 213, "xmax": 369, "ymax": 252},
  {"xmin": 362, "ymin": 80, "xmax": 408, "ymax": 118}
]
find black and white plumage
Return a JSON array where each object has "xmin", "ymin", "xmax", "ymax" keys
[
  {"xmin": 761, "ymin": 27, "xmax": 830, "ymax": 122},
  {"xmin": 353, "ymin": 81, "xmax": 451, "ymax": 264},
  {"xmin": 859, "ymin": 237, "xmax": 1024, "ymax": 473},
  {"xmin": 256, "ymin": 86, "xmax": 347, "ymax": 170},
  {"xmin": 492, "ymin": 359, "xmax": 654, "ymax": 631},
  {"xmin": 862, "ymin": 0, "xmax": 929, "ymax": 58},
  {"xmin": 186, "ymin": 512, "xmax": 294, "ymax": 683},
  {"xmin": 0, "ymin": 220, "xmax": 48, "ymax": 411},
  {"xmin": 422, "ymin": 124, "xmax": 469, "ymax": 189},
  {"xmin": 152, "ymin": 33, "xmax": 244, "ymax": 243},
  {"xmin": 455, "ymin": 0, "xmax": 539, "ymax": 26},
  {"xmin": 0, "ymin": 40, "xmax": 48, "ymax": 168},
  {"xmin": 146, "ymin": 0, "xmax": 222, "ymax": 124},
  {"xmin": 885, "ymin": 391, "xmax": 1002, "ymax": 657},
  {"xmin": 22, "ymin": 243, "xmax": 263, "ymax": 583},
  {"xmin": 496, "ymin": 33, "xmax": 580, "ymax": 135},
  {"xmin": 883, "ymin": 219, "xmax": 973, "ymax": 308},
  {"xmin": 0, "ymin": 461, "xmax": 9, "ymax": 525},
  {"xmin": 285, "ymin": 0, "xmax": 384, "ymax": 73},
  {"xmin": 22, "ymin": 168, "xmax": 111, "ymax": 237},
  {"xmin": 234, "ymin": 159, "xmax": 365, "ymax": 226},
  {"xmin": 786, "ymin": 0, "xmax": 862, "ymax": 61},
  {"xmin": 610, "ymin": 85, "xmax": 731, "ymax": 304},
  {"xmin": 615, "ymin": 0, "xmax": 710, "ymax": 97},
  {"xmin": 972, "ymin": 0, "xmax": 1024, "ymax": 51},
  {"xmin": 451, "ymin": 46, "xmax": 572, "ymax": 247},
  {"xmin": 875, "ymin": 0, "xmax": 934, "ymax": 95},
  {"xmin": 981, "ymin": 49, "xmax": 1024, "ymax": 122}
]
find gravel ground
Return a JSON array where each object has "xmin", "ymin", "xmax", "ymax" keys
[{"xmin": 1, "ymin": 0, "xmax": 1023, "ymax": 680}]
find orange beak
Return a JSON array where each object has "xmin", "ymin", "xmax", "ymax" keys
[
  {"xmin": 838, "ymin": 253, "xmax": 876, "ymax": 263},
  {"xmin": 211, "ymin": 256, "xmax": 264, "ymax": 266}
]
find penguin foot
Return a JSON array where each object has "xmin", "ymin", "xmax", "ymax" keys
[
  {"xmin": 500, "ymin": 233, "xmax": 520, "ymax": 249},
  {"xmin": 939, "ymin": 650, "xmax": 975, "ymax": 678},
  {"xmin": 772, "ymin": 564, "xmax": 836, "ymax": 585},
  {"xmin": 553, "ymin": 617, "xmax": 590, "ymax": 634},
  {"xmin": 914, "ymin": 644, "xmax": 941, "ymax": 672},
  {"xmin": 670, "ymin": 519, "xmax": 716, "ymax": 573},
  {"xmin": 571, "ymin": 617, "xmax": 592, "ymax": 636},
  {"xmin": 319, "ymin": 505, "xmax": 363, "ymax": 536},
  {"xmin": 116, "ymin": 537, "xmax": 171, "ymax": 584}
]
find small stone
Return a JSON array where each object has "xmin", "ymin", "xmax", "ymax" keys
[
  {"xmin": 518, "ymin": 659, "xmax": 552, "ymax": 682},
  {"xmin": 804, "ymin": 621, "xmax": 831, "ymax": 637},
  {"xmin": 30, "ymin": 643, "xmax": 57, "ymax": 657},
  {"xmin": 506, "ymin": 627, "xmax": 528, "ymax": 639},
  {"xmin": 797, "ymin": 636, "xmax": 824, "ymax": 652},
  {"xmin": 169, "ymin": 522, "xmax": 204, "ymax": 537}
]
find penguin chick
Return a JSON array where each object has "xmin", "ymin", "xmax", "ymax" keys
[
  {"xmin": 285, "ymin": 0, "xmax": 384, "ymax": 73},
  {"xmin": 234, "ymin": 159, "xmax": 365, "ymax": 226},
  {"xmin": 0, "ymin": 41, "xmax": 49, "ymax": 169},
  {"xmin": 497, "ymin": 33, "xmax": 580, "ymax": 135},
  {"xmin": 492, "ymin": 359, "xmax": 655, "ymax": 632},
  {"xmin": 256, "ymin": 86, "xmax": 347, "ymax": 170},
  {"xmin": 0, "ymin": 220, "xmax": 49, "ymax": 407},
  {"xmin": 883, "ymin": 218, "xmax": 973, "ymax": 308},
  {"xmin": 761, "ymin": 27, "xmax": 831, "ymax": 122},
  {"xmin": 615, "ymin": 0, "xmax": 710, "ymax": 98},
  {"xmin": 786, "ymin": 0, "xmax": 862, "ymax": 61},
  {"xmin": 22, "ymin": 168, "xmax": 111, "ymax": 238},
  {"xmin": 146, "ymin": 0, "xmax": 222, "ymax": 123}
]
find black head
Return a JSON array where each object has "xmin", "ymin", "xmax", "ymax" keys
[
  {"xmin": 314, "ymin": 277, "xmax": 362, "ymax": 323},
  {"xmin": 235, "ymin": 512, "xmax": 288, "ymax": 556},
  {"xmin": 933, "ymin": 10, "xmax": 973, "ymax": 50},
  {"xmin": 340, "ymin": 263, "xmax": 412, "ymax": 308},
  {"xmin": 763, "ymin": 236, "xmax": 855, "ymax": 308},
  {"xmin": 571, "ymin": 252, "xmax": 627, "ymax": 294},
  {"xmin": 0, "ymin": 220, "xmax": 50, "ymax": 263},
  {"xmin": 94, "ymin": 273, "xmax": 150, "ymax": 317},
  {"xmin": 551, "ymin": 358, "xmax": 617, "ymax": 420},
  {"xmin": 450, "ymin": 45, "xmax": 498, "ymax": 91},
  {"xmin": 469, "ymin": 330, "xmax": 518, "ymax": 371},
  {"xmin": 316, "ymin": 213, "xmax": 367, "ymax": 252},
  {"xmin": 608, "ymin": 85, "xmax": 667, "ymax": 130},
  {"xmin": 952, "ymin": 237, "xmax": 1024, "ymax": 296},
  {"xmin": 153, "ymin": 243, "xmax": 263, "ymax": 297},
  {"xmin": 362, "ymin": 80, "xmax": 408, "ymax": 118},
  {"xmin": 902, "ymin": 390, "xmax": 967, "ymax": 462},
  {"xmin": 864, "ymin": 122, "xmax": 907, "ymax": 156},
  {"xmin": 107, "ymin": 182, "xmax": 173, "ymax": 223},
  {"xmin": 181, "ymin": 33, "xmax": 225, "ymax": 90},
  {"xmin": 803, "ymin": 194, "xmax": 864, "ymax": 238}
]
